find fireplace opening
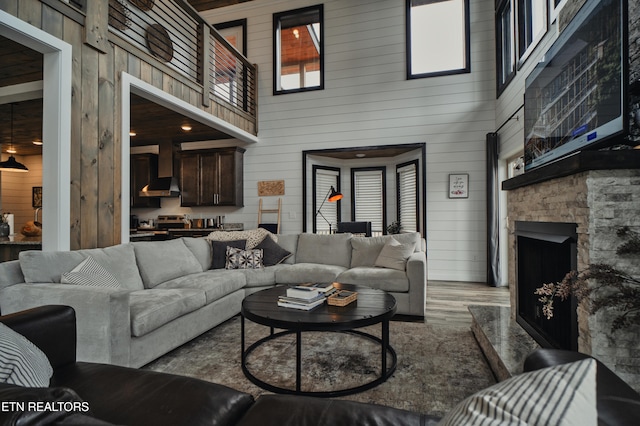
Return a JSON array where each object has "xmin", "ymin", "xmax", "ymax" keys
[{"xmin": 515, "ymin": 221, "xmax": 578, "ymax": 351}]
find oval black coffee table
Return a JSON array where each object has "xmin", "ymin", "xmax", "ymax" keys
[{"xmin": 241, "ymin": 283, "xmax": 397, "ymax": 397}]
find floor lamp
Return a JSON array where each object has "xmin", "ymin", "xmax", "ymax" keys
[{"xmin": 315, "ymin": 186, "xmax": 343, "ymax": 234}]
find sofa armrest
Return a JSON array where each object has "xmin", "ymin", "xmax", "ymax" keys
[
  {"xmin": 0, "ymin": 305, "xmax": 76, "ymax": 369},
  {"xmin": 405, "ymin": 251, "xmax": 427, "ymax": 316},
  {"xmin": 0, "ymin": 284, "xmax": 132, "ymax": 366}
]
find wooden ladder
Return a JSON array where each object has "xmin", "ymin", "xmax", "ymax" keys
[{"xmin": 258, "ymin": 198, "xmax": 281, "ymax": 234}]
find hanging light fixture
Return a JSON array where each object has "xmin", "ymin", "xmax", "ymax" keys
[{"xmin": 0, "ymin": 104, "xmax": 29, "ymax": 173}]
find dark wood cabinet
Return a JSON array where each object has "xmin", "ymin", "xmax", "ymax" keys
[
  {"xmin": 180, "ymin": 147, "xmax": 244, "ymax": 207},
  {"xmin": 131, "ymin": 154, "xmax": 161, "ymax": 208}
]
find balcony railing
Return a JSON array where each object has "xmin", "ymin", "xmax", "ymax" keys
[{"xmin": 108, "ymin": 0, "xmax": 257, "ymax": 123}]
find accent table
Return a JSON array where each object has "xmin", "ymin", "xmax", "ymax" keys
[{"xmin": 241, "ymin": 283, "xmax": 397, "ymax": 397}]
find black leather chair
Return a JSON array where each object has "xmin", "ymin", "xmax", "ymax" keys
[{"xmin": 336, "ymin": 221, "xmax": 372, "ymax": 237}]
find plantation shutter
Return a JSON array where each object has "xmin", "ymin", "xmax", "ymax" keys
[
  {"xmin": 315, "ymin": 169, "xmax": 338, "ymax": 232},
  {"xmin": 398, "ymin": 163, "xmax": 417, "ymax": 232},
  {"xmin": 354, "ymin": 170, "xmax": 383, "ymax": 233}
]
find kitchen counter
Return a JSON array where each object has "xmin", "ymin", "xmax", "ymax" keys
[{"xmin": 0, "ymin": 234, "xmax": 42, "ymax": 263}]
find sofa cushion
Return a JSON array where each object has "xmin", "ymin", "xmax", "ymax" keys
[
  {"xmin": 337, "ymin": 267, "xmax": 409, "ymax": 293},
  {"xmin": 211, "ymin": 240, "xmax": 246, "ymax": 269},
  {"xmin": 240, "ymin": 265, "xmax": 285, "ymax": 287},
  {"xmin": 19, "ymin": 244, "xmax": 144, "ymax": 291},
  {"xmin": 254, "ymin": 236, "xmax": 292, "ymax": 266},
  {"xmin": 275, "ymin": 263, "xmax": 346, "ymax": 284},
  {"xmin": 295, "ymin": 233, "xmax": 352, "ymax": 268},
  {"xmin": 61, "ymin": 256, "xmax": 121, "ymax": 288},
  {"xmin": 350, "ymin": 233, "xmax": 420, "ymax": 268},
  {"xmin": 226, "ymin": 247, "xmax": 264, "ymax": 269},
  {"xmin": 439, "ymin": 358, "xmax": 597, "ymax": 426},
  {"xmin": 374, "ymin": 237, "xmax": 415, "ymax": 271},
  {"xmin": 129, "ymin": 288, "xmax": 206, "ymax": 337},
  {"xmin": 181, "ymin": 237, "xmax": 212, "ymax": 271},
  {"xmin": 0, "ymin": 323, "xmax": 53, "ymax": 387},
  {"xmin": 133, "ymin": 239, "xmax": 203, "ymax": 289},
  {"xmin": 275, "ymin": 234, "xmax": 299, "ymax": 264},
  {"xmin": 156, "ymin": 271, "xmax": 246, "ymax": 304}
]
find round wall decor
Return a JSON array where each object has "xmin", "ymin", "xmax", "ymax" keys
[{"xmin": 146, "ymin": 24, "xmax": 174, "ymax": 62}]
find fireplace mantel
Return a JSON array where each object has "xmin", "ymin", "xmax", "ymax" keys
[{"xmin": 502, "ymin": 150, "xmax": 640, "ymax": 190}]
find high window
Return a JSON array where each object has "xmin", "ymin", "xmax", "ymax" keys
[
  {"xmin": 273, "ymin": 5, "xmax": 323, "ymax": 94},
  {"xmin": 351, "ymin": 168, "xmax": 386, "ymax": 235},
  {"xmin": 313, "ymin": 166, "xmax": 340, "ymax": 233},
  {"xmin": 517, "ymin": 0, "xmax": 547, "ymax": 65},
  {"xmin": 496, "ymin": 0, "xmax": 516, "ymax": 96},
  {"xmin": 406, "ymin": 0, "xmax": 470, "ymax": 79},
  {"xmin": 397, "ymin": 161, "xmax": 418, "ymax": 232}
]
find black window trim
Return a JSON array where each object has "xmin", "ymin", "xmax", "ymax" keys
[
  {"xmin": 350, "ymin": 166, "xmax": 387, "ymax": 234},
  {"xmin": 496, "ymin": 0, "xmax": 516, "ymax": 97},
  {"xmin": 396, "ymin": 159, "xmax": 419, "ymax": 233},
  {"xmin": 273, "ymin": 4, "xmax": 325, "ymax": 95},
  {"xmin": 312, "ymin": 165, "xmax": 341, "ymax": 233},
  {"xmin": 406, "ymin": 0, "xmax": 471, "ymax": 80}
]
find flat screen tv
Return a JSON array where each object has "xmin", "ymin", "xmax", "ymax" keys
[{"xmin": 524, "ymin": 0, "xmax": 627, "ymax": 171}]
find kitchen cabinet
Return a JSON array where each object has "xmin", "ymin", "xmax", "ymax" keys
[
  {"xmin": 131, "ymin": 154, "xmax": 161, "ymax": 208},
  {"xmin": 180, "ymin": 147, "xmax": 244, "ymax": 207}
]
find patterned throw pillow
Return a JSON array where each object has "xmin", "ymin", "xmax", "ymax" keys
[
  {"xmin": 61, "ymin": 256, "xmax": 121, "ymax": 288},
  {"xmin": 438, "ymin": 358, "xmax": 597, "ymax": 426},
  {"xmin": 0, "ymin": 323, "xmax": 53, "ymax": 387},
  {"xmin": 225, "ymin": 247, "xmax": 264, "ymax": 269}
]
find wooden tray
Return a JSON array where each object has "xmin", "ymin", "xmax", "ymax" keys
[{"xmin": 327, "ymin": 290, "xmax": 357, "ymax": 307}]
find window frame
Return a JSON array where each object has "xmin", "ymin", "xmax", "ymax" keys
[
  {"xmin": 273, "ymin": 4, "xmax": 324, "ymax": 95},
  {"xmin": 405, "ymin": 0, "xmax": 471, "ymax": 80},
  {"xmin": 396, "ymin": 160, "xmax": 419, "ymax": 233},
  {"xmin": 496, "ymin": 0, "xmax": 516, "ymax": 97},
  {"xmin": 516, "ymin": 0, "xmax": 548, "ymax": 68},
  {"xmin": 312, "ymin": 165, "xmax": 341, "ymax": 233},
  {"xmin": 350, "ymin": 167, "xmax": 387, "ymax": 235}
]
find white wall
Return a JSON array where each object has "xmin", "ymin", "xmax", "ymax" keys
[
  {"xmin": 0, "ymin": 154, "xmax": 43, "ymax": 234},
  {"xmin": 198, "ymin": 0, "xmax": 496, "ymax": 282}
]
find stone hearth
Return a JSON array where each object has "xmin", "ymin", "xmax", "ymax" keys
[{"xmin": 503, "ymin": 151, "xmax": 640, "ymax": 391}]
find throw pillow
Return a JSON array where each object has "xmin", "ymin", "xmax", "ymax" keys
[
  {"xmin": 254, "ymin": 236, "xmax": 292, "ymax": 266},
  {"xmin": 207, "ymin": 228, "xmax": 276, "ymax": 249},
  {"xmin": 61, "ymin": 256, "xmax": 121, "ymax": 288},
  {"xmin": 225, "ymin": 247, "xmax": 264, "ymax": 269},
  {"xmin": 438, "ymin": 358, "xmax": 597, "ymax": 426},
  {"xmin": 0, "ymin": 323, "xmax": 53, "ymax": 387},
  {"xmin": 374, "ymin": 238, "xmax": 414, "ymax": 271},
  {"xmin": 211, "ymin": 240, "xmax": 246, "ymax": 269}
]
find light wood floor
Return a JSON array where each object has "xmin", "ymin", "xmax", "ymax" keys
[{"xmin": 425, "ymin": 281, "xmax": 510, "ymax": 328}]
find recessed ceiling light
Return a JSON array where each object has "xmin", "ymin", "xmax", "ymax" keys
[
  {"xmin": 181, "ymin": 124, "xmax": 192, "ymax": 131},
  {"xmin": 6, "ymin": 147, "xmax": 17, "ymax": 154},
  {"xmin": 129, "ymin": 131, "xmax": 137, "ymax": 137},
  {"xmin": 355, "ymin": 153, "xmax": 366, "ymax": 158},
  {"xmin": 32, "ymin": 139, "xmax": 43, "ymax": 146}
]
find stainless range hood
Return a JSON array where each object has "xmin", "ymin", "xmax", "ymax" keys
[{"xmin": 139, "ymin": 140, "xmax": 180, "ymax": 197}]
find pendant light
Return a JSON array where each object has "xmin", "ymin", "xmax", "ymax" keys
[{"xmin": 0, "ymin": 104, "xmax": 29, "ymax": 173}]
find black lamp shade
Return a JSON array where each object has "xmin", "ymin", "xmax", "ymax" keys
[
  {"xmin": 0, "ymin": 155, "xmax": 29, "ymax": 172},
  {"xmin": 328, "ymin": 186, "xmax": 343, "ymax": 202}
]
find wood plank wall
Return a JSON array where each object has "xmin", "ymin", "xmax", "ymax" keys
[{"xmin": 1, "ymin": 0, "xmax": 256, "ymax": 250}]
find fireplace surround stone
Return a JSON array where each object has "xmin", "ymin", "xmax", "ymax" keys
[{"xmin": 504, "ymin": 152, "xmax": 640, "ymax": 391}]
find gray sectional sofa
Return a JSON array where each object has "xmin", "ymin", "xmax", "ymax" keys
[{"xmin": 0, "ymin": 231, "xmax": 426, "ymax": 368}]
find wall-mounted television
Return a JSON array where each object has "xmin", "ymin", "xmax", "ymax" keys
[{"xmin": 524, "ymin": 0, "xmax": 627, "ymax": 171}]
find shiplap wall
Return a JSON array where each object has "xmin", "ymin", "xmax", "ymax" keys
[
  {"xmin": 0, "ymin": 154, "xmax": 43, "ymax": 233},
  {"xmin": 196, "ymin": 0, "xmax": 496, "ymax": 282}
]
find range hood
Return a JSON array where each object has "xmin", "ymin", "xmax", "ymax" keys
[{"xmin": 139, "ymin": 140, "xmax": 180, "ymax": 197}]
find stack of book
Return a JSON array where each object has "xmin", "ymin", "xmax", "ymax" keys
[{"xmin": 277, "ymin": 283, "xmax": 336, "ymax": 310}]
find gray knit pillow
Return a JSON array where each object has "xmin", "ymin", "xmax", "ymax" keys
[{"xmin": 0, "ymin": 323, "xmax": 53, "ymax": 387}]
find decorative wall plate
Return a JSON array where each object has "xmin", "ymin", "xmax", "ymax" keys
[
  {"xmin": 146, "ymin": 24, "xmax": 174, "ymax": 62},
  {"xmin": 129, "ymin": 0, "xmax": 154, "ymax": 11}
]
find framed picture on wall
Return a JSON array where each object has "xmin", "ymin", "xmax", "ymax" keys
[
  {"xmin": 448, "ymin": 174, "xmax": 469, "ymax": 199},
  {"xmin": 32, "ymin": 186, "xmax": 42, "ymax": 208}
]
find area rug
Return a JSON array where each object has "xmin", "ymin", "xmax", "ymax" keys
[{"xmin": 144, "ymin": 316, "xmax": 495, "ymax": 417}]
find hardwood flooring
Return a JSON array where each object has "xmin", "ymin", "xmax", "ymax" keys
[{"xmin": 425, "ymin": 281, "xmax": 510, "ymax": 328}]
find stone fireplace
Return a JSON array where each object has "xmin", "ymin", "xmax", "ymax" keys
[{"xmin": 503, "ymin": 150, "xmax": 640, "ymax": 391}]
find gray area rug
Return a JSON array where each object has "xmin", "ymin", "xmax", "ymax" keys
[{"xmin": 144, "ymin": 316, "xmax": 495, "ymax": 417}]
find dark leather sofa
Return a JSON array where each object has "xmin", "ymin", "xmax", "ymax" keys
[{"xmin": 1, "ymin": 305, "xmax": 639, "ymax": 426}]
